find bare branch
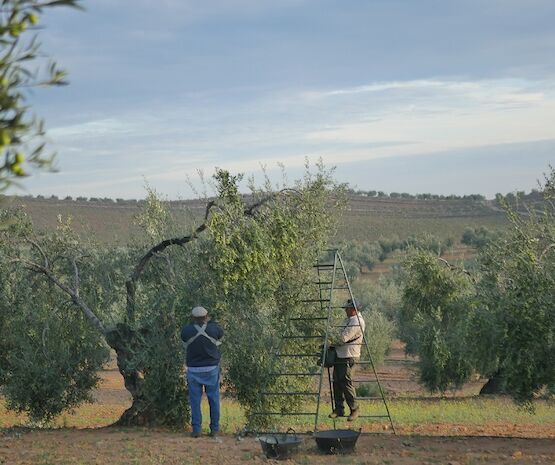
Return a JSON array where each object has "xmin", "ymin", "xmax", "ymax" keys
[
  {"xmin": 12, "ymin": 256, "xmax": 107, "ymax": 336},
  {"xmin": 125, "ymin": 199, "xmax": 220, "ymax": 323},
  {"xmin": 26, "ymin": 236, "xmax": 48, "ymax": 268},
  {"xmin": 125, "ymin": 189, "xmax": 302, "ymax": 323},
  {"xmin": 436, "ymin": 257, "xmax": 475, "ymax": 281},
  {"xmin": 136, "ymin": 199, "xmax": 220, "ymax": 276},
  {"xmin": 71, "ymin": 257, "xmax": 80, "ymax": 298},
  {"xmin": 244, "ymin": 188, "xmax": 301, "ymax": 216}
]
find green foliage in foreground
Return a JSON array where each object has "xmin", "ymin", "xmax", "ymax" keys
[{"xmin": 0, "ymin": 0, "xmax": 83, "ymax": 191}]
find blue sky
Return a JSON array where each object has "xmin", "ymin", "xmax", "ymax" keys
[{"xmin": 22, "ymin": 0, "xmax": 555, "ymax": 199}]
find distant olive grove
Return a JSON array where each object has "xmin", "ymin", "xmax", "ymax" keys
[{"xmin": 15, "ymin": 186, "xmax": 543, "ymax": 205}]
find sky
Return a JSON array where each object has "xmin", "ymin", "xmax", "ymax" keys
[{"xmin": 20, "ymin": 0, "xmax": 555, "ymax": 199}]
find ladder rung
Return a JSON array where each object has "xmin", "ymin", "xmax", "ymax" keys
[
  {"xmin": 353, "ymin": 379, "xmax": 378, "ymax": 383},
  {"xmin": 276, "ymin": 353, "xmax": 320, "ymax": 357},
  {"xmin": 355, "ymin": 396, "xmax": 383, "ymax": 400},
  {"xmin": 282, "ymin": 335, "xmax": 323, "ymax": 339},
  {"xmin": 319, "ymin": 287, "xmax": 350, "ymax": 291},
  {"xmin": 331, "ymin": 324, "xmax": 362, "ymax": 327},
  {"xmin": 270, "ymin": 372, "xmax": 321, "ymax": 376},
  {"xmin": 300, "ymin": 299, "xmax": 331, "ymax": 303},
  {"xmin": 332, "ymin": 415, "xmax": 391, "ymax": 420},
  {"xmin": 251, "ymin": 412, "xmax": 316, "ymax": 416},
  {"xmin": 315, "ymin": 281, "xmax": 333, "ymax": 285},
  {"xmin": 314, "ymin": 264, "xmax": 334, "ymax": 268},
  {"xmin": 261, "ymin": 392, "xmax": 319, "ymax": 396},
  {"xmin": 290, "ymin": 317, "xmax": 328, "ymax": 321}
]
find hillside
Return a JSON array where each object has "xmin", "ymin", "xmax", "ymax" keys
[
  {"xmin": 337, "ymin": 195, "xmax": 507, "ymax": 241},
  {"xmin": 2, "ymin": 194, "xmax": 508, "ymax": 244}
]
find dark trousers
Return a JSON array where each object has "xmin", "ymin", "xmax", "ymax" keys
[{"xmin": 332, "ymin": 357, "xmax": 358, "ymax": 414}]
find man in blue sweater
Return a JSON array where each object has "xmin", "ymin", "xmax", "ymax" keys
[{"xmin": 181, "ymin": 306, "xmax": 224, "ymax": 438}]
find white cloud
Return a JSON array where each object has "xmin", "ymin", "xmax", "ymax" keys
[
  {"xmin": 50, "ymin": 118, "xmax": 136, "ymax": 139},
  {"xmin": 302, "ymin": 78, "xmax": 555, "ymax": 160},
  {"xmin": 36, "ymin": 76, "xmax": 555, "ymax": 198}
]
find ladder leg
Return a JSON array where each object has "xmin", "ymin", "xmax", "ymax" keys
[{"xmin": 327, "ymin": 366, "xmax": 337, "ymax": 429}]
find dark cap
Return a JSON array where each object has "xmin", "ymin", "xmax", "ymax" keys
[{"xmin": 346, "ymin": 298, "xmax": 358, "ymax": 309}]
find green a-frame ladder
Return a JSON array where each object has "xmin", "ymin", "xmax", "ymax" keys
[{"xmin": 250, "ymin": 249, "xmax": 395, "ymax": 433}]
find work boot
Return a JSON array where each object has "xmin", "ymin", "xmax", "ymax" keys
[
  {"xmin": 209, "ymin": 431, "xmax": 218, "ymax": 438},
  {"xmin": 328, "ymin": 410, "xmax": 344, "ymax": 419},
  {"xmin": 347, "ymin": 409, "xmax": 359, "ymax": 422},
  {"xmin": 191, "ymin": 431, "xmax": 201, "ymax": 438}
]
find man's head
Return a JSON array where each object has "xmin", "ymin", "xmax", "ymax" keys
[
  {"xmin": 345, "ymin": 298, "xmax": 358, "ymax": 317},
  {"xmin": 192, "ymin": 306, "xmax": 208, "ymax": 323}
]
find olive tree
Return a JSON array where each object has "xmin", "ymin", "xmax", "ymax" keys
[
  {"xmin": 0, "ymin": 209, "xmax": 112, "ymax": 422},
  {"xmin": 1, "ymin": 165, "xmax": 344, "ymax": 426},
  {"xmin": 399, "ymin": 251, "xmax": 475, "ymax": 392},
  {"xmin": 399, "ymin": 168, "xmax": 555, "ymax": 403},
  {"xmin": 471, "ymin": 171, "xmax": 555, "ymax": 403}
]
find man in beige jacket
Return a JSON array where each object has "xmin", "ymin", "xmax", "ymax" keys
[{"xmin": 329, "ymin": 298, "xmax": 366, "ymax": 421}]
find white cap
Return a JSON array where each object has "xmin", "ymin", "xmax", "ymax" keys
[{"xmin": 192, "ymin": 306, "xmax": 208, "ymax": 317}]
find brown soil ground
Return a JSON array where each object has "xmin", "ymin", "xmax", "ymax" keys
[
  {"xmin": 1, "ymin": 428, "xmax": 554, "ymax": 465},
  {"xmin": 1, "ymin": 341, "xmax": 553, "ymax": 464}
]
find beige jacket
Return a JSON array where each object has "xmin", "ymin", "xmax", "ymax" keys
[{"xmin": 335, "ymin": 312, "xmax": 366, "ymax": 359}]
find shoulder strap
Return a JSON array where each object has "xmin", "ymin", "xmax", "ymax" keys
[
  {"xmin": 344, "ymin": 314, "xmax": 364, "ymax": 343},
  {"xmin": 183, "ymin": 322, "xmax": 222, "ymax": 349}
]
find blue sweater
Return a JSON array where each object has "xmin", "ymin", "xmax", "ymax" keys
[{"xmin": 181, "ymin": 320, "xmax": 224, "ymax": 367}]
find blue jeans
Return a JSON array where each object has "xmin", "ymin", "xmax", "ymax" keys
[{"xmin": 186, "ymin": 367, "xmax": 220, "ymax": 434}]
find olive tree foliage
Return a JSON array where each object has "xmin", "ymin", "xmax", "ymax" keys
[
  {"xmin": 399, "ymin": 168, "xmax": 555, "ymax": 403},
  {"xmin": 0, "ymin": 0, "xmax": 83, "ymax": 191},
  {"xmin": 352, "ymin": 274, "xmax": 402, "ymax": 322},
  {"xmin": 171, "ymin": 167, "xmax": 345, "ymax": 429},
  {"xmin": 461, "ymin": 226, "xmax": 502, "ymax": 250},
  {"xmin": 350, "ymin": 278, "xmax": 399, "ymax": 366},
  {"xmin": 0, "ymin": 209, "xmax": 114, "ymax": 422},
  {"xmin": 121, "ymin": 166, "xmax": 344, "ymax": 429},
  {"xmin": 0, "ymin": 203, "xmax": 188, "ymax": 426},
  {"xmin": 470, "ymin": 171, "xmax": 555, "ymax": 404},
  {"xmin": 361, "ymin": 310, "xmax": 395, "ymax": 367},
  {"xmin": 1, "ymin": 165, "xmax": 344, "ymax": 426},
  {"xmin": 399, "ymin": 252, "xmax": 475, "ymax": 393}
]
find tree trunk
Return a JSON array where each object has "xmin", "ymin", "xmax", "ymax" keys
[
  {"xmin": 479, "ymin": 370, "xmax": 507, "ymax": 395},
  {"xmin": 105, "ymin": 319, "xmax": 189, "ymax": 427},
  {"xmin": 105, "ymin": 324, "xmax": 149, "ymax": 426}
]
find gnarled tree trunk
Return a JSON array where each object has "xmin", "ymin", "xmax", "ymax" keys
[{"xmin": 479, "ymin": 370, "xmax": 507, "ymax": 395}]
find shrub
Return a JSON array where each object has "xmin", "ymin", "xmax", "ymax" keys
[
  {"xmin": 364, "ymin": 310, "xmax": 395, "ymax": 367},
  {"xmin": 355, "ymin": 382, "xmax": 385, "ymax": 398}
]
